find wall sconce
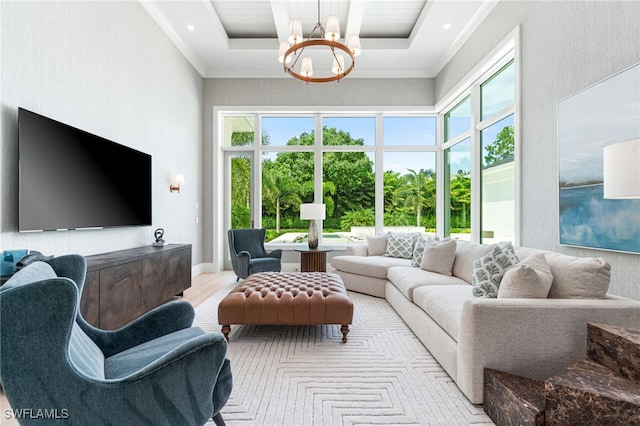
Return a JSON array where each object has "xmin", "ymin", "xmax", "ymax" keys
[
  {"xmin": 170, "ymin": 173, "xmax": 185, "ymax": 193},
  {"xmin": 603, "ymin": 139, "xmax": 640, "ymax": 199},
  {"xmin": 300, "ymin": 203, "xmax": 326, "ymax": 249}
]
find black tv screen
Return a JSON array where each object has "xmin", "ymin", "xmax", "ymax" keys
[{"xmin": 18, "ymin": 108, "xmax": 152, "ymax": 231}]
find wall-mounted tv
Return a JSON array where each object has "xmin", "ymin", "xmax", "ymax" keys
[{"xmin": 18, "ymin": 108, "xmax": 152, "ymax": 232}]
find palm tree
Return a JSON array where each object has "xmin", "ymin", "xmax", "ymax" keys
[
  {"xmin": 262, "ymin": 168, "xmax": 302, "ymax": 233},
  {"xmin": 400, "ymin": 168, "xmax": 433, "ymax": 226}
]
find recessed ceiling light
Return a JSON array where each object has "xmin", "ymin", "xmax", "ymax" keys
[
  {"xmin": 443, "ymin": 23, "xmax": 452, "ymax": 30},
  {"xmin": 186, "ymin": 24, "xmax": 195, "ymax": 32}
]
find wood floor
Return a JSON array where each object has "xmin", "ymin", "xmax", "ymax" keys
[{"xmin": 0, "ymin": 270, "xmax": 237, "ymax": 424}]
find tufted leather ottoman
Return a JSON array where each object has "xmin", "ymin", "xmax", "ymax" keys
[{"xmin": 218, "ymin": 272, "xmax": 354, "ymax": 343}]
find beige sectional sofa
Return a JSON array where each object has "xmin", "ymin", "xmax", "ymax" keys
[{"xmin": 330, "ymin": 237, "xmax": 640, "ymax": 404}]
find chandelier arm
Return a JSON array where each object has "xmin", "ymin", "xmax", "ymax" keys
[{"xmin": 284, "ymin": 40, "xmax": 355, "ymax": 83}]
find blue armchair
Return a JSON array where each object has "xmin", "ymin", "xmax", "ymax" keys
[
  {"xmin": 228, "ymin": 228, "xmax": 282, "ymax": 281},
  {"xmin": 0, "ymin": 255, "xmax": 232, "ymax": 426}
]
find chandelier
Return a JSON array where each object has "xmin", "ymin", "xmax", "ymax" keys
[{"xmin": 278, "ymin": 1, "xmax": 362, "ymax": 84}]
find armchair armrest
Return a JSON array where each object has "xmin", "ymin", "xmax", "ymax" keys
[
  {"xmin": 456, "ymin": 296, "xmax": 640, "ymax": 404},
  {"xmin": 79, "ymin": 300, "xmax": 196, "ymax": 357},
  {"xmin": 266, "ymin": 248, "xmax": 282, "ymax": 259}
]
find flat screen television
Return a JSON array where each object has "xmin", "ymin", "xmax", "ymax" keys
[{"xmin": 18, "ymin": 108, "xmax": 152, "ymax": 232}]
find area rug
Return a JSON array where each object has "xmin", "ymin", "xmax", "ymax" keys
[{"xmin": 194, "ymin": 287, "xmax": 493, "ymax": 426}]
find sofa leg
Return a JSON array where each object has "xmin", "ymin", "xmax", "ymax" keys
[
  {"xmin": 212, "ymin": 412, "xmax": 226, "ymax": 426},
  {"xmin": 341, "ymin": 324, "xmax": 349, "ymax": 343}
]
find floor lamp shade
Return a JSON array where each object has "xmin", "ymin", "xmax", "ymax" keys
[
  {"xmin": 603, "ymin": 139, "xmax": 640, "ymax": 199},
  {"xmin": 300, "ymin": 204, "xmax": 326, "ymax": 249}
]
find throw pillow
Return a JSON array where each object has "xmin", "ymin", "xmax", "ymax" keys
[
  {"xmin": 411, "ymin": 236, "xmax": 432, "ymax": 267},
  {"xmin": 420, "ymin": 238, "xmax": 457, "ymax": 276},
  {"xmin": 471, "ymin": 241, "xmax": 519, "ymax": 298},
  {"xmin": 366, "ymin": 234, "xmax": 389, "ymax": 256},
  {"xmin": 546, "ymin": 255, "xmax": 611, "ymax": 298},
  {"xmin": 384, "ymin": 232, "xmax": 415, "ymax": 259},
  {"xmin": 497, "ymin": 253, "xmax": 553, "ymax": 298}
]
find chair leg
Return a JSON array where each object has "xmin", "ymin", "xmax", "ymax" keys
[{"xmin": 212, "ymin": 412, "xmax": 226, "ymax": 426}]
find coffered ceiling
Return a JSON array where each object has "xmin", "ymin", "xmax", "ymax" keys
[{"xmin": 140, "ymin": 0, "xmax": 499, "ymax": 78}]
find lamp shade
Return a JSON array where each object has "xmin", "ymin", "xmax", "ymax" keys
[
  {"xmin": 324, "ymin": 16, "xmax": 340, "ymax": 41},
  {"xmin": 603, "ymin": 139, "xmax": 640, "ymax": 199},
  {"xmin": 175, "ymin": 173, "xmax": 185, "ymax": 185},
  {"xmin": 288, "ymin": 19, "xmax": 303, "ymax": 45},
  {"xmin": 278, "ymin": 42, "xmax": 292, "ymax": 64},
  {"xmin": 300, "ymin": 203, "xmax": 326, "ymax": 220},
  {"xmin": 331, "ymin": 54, "xmax": 345, "ymax": 75},
  {"xmin": 301, "ymin": 57, "xmax": 313, "ymax": 77},
  {"xmin": 347, "ymin": 35, "xmax": 362, "ymax": 56}
]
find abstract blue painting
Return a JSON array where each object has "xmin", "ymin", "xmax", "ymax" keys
[{"xmin": 557, "ymin": 63, "xmax": 640, "ymax": 254}]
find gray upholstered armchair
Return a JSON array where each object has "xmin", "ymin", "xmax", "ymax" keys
[
  {"xmin": 228, "ymin": 228, "xmax": 282, "ymax": 281},
  {"xmin": 0, "ymin": 255, "xmax": 232, "ymax": 426}
]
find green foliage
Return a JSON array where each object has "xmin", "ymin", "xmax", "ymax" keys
[
  {"xmin": 230, "ymin": 125, "xmax": 472, "ymax": 237},
  {"xmin": 484, "ymin": 125, "xmax": 514, "ymax": 167},
  {"xmin": 340, "ymin": 208, "xmax": 375, "ymax": 231}
]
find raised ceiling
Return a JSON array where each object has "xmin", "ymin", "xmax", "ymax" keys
[{"xmin": 141, "ymin": 0, "xmax": 499, "ymax": 79}]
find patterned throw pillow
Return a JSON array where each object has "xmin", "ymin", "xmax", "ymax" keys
[
  {"xmin": 472, "ymin": 241, "xmax": 519, "ymax": 298},
  {"xmin": 411, "ymin": 236, "xmax": 431, "ymax": 267},
  {"xmin": 384, "ymin": 232, "xmax": 415, "ymax": 259}
]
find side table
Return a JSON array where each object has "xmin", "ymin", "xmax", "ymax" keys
[{"xmin": 294, "ymin": 246, "xmax": 333, "ymax": 272}]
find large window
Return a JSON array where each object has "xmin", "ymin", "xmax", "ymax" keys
[
  {"xmin": 221, "ymin": 33, "xmax": 518, "ymax": 248},
  {"xmin": 440, "ymin": 52, "xmax": 517, "ymax": 243},
  {"xmin": 223, "ymin": 114, "xmax": 436, "ymax": 244}
]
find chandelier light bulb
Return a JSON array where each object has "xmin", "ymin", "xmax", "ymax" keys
[
  {"xmin": 347, "ymin": 35, "xmax": 362, "ymax": 57},
  {"xmin": 288, "ymin": 19, "xmax": 303, "ymax": 45},
  {"xmin": 324, "ymin": 16, "xmax": 340, "ymax": 41},
  {"xmin": 331, "ymin": 54, "xmax": 345, "ymax": 75},
  {"xmin": 278, "ymin": 42, "xmax": 292, "ymax": 64},
  {"xmin": 301, "ymin": 57, "xmax": 313, "ymax": 77}
]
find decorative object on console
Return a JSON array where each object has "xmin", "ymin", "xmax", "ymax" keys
[
  {"xmin": 278, "ymin": 0, "xmax": 361, "ymax": 84},
  {"xmin": 169, "ymin": 173, "xmax": 185, "ymax": 193},
  {"xmin": 153, "ymin": 228, "xmax": 168, "ymax": 247},
  {"xmin": 603, "ymin": 139, "xmax": 640, "ymax": 199},
  {"xmin": 558, "ymin": 62, "xmax": 640, "ymax": 254},
  {"xmin": 1, "ymin": 250, "xmax": 28, "ymax": 276},
  {"xmin": 16, "ymin": 250, "xmax": 53, "ymax": 271},
  {"xmin": 300, "ymin": 203, "xmax": 326, "ymax": 249}
]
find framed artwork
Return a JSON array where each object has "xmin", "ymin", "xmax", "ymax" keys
[{"xmin": 557, "ymin": 63, "xmax": 640, "ymax": 254}]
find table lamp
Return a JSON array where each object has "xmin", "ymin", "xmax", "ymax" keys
[{"xmin": 300, "ymin": 203, "xmax": 326, "ymax": 249}]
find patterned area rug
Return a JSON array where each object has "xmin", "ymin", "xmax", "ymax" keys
[{"xmin": 195, "ymin": 285, "xmax": 493, "ymax": 426}]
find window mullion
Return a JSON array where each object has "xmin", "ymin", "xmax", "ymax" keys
[{"xmin": 470, "ymin": 83, "xmax": 482, "ymax": 243}]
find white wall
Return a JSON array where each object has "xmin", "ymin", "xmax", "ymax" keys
[
  {"xmin": 436, "ymin": 1, "xmax": 640, "ymax": 300},
  {"xmin": 0, "ymin": 2, "xmax": 204, "ymax": 264}
]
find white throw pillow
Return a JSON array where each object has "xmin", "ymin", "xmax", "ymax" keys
[
  {"xmin": 472, "ymin": 241, "xmax": 519, "ymax": 298},
  {"xmin": 546, "ymin": 255, "xmax": 611, "ymax": 298},
  {"xmin": 385, "ymin": 233, "xmax": 415, "ymax": 259},
  {"xmin": 420, "ymin": 238, "xmax": 457, "ymax": 276},
  {"xmin": 366, "ymin": 234, "xmax": 389, "ymax": 256},
  {"xmin": 498, "ymin": 253, "xmax": 553, "ymax": 298}
]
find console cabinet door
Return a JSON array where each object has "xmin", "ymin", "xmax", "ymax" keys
[
  {"xmin": 99, "ymin": 261, "xmax": 144, "ymax": 330},
  {"xmin": 80, "ymin": 270, "xmax": 100, "ymax": 327}
]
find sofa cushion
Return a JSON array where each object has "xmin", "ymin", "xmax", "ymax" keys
[
  {"xmin": 472, "ymin": 242, "xmax": 519, "ymax": 298},
  {"xmin": 546, "ymin": 255, "xmax": 611, "ymax": 298},
  {"xmin": 367, "ymin": 234, "xmax": 388, "ymax": 256},
  {"xmin": 514, "ymin": 246, "xmax": 611, "ymax": 298},
  {"xmin": 387, "ymin": 266, "xmax": 468, "ymax": 301},
  {"xmin": 413, "ymin": 285, "xmax": 473, "ymax": 341},
  {"xmin": 420, "ymin": 238, "xmax": 457, "ymax": 276},
  {"xmin": 385, "ymin": 233, "xmax": 414, "ymax": 259},
  {"xmin": 452, "ymin": 241, "xmax": 495, "ymax": 284},
  {"xmin": 498, "ymin": 253, "xmax": 553, "ymax": 298},
  {"xmin": 331, "ymin": 255, "xmax": 411, "ymax": 279}
]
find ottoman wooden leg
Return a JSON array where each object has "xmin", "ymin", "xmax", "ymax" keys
[
  {"xmin": 222, "ymin": 325, "xmax": 231, "ymax": 341},
  {"xmin": 341, "ymin": 324, "xmax": 350, "ymax": 343}
]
